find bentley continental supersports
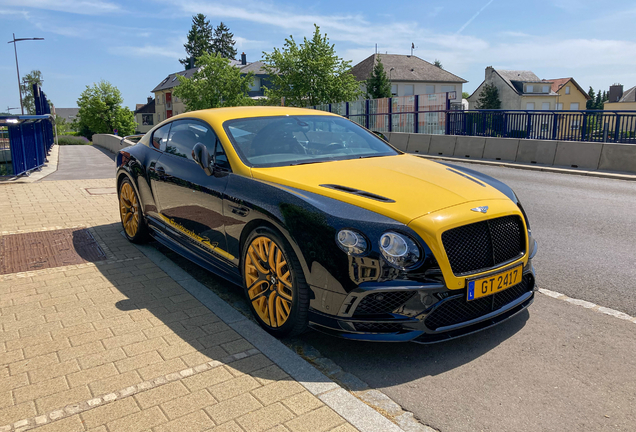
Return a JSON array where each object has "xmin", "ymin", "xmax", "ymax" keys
[{"xmin": 116, "ymin": 106, "xmax": 537, "ymax": 342}]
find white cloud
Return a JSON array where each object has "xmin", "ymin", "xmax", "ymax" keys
[
  {"xmin": 0, "ymin": 0, "xmax": 121, "ymax": 15},
  {"xmin": 109, "ymin": 45, "xmax": 182, "ymax": 59}
]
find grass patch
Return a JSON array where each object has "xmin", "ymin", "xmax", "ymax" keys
[{"xmin": 58, "ymin": 135, "xmax": 91, "ymax": 145}]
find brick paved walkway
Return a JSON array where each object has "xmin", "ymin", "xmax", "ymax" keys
[{"xmin": 0, "ymin": 178, "xmax": 359, "ymax": 432}]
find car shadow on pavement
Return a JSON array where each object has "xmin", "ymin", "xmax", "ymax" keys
[{"xmin": 85, "ymin": 222, "xmax": 296, "ymax": 386}]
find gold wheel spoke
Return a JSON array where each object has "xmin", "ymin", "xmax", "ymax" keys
[
  {"xmin": 247, "ymin": 248, "xmax": 268, "ymax": 274},
  {"xmin": 268, "ymin": 292, "xmax": 277, "ymax": 327}
]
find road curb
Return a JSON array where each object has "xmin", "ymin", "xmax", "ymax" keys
[
  {"xmin": 133, "ymin": 242, "xmax": 408, "ymax": 432},
  {"xmin": 418, "ymin": 154, "xmax": 636, "ymax": 181}
]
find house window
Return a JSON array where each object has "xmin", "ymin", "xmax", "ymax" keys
[
  {"xmin": 542, "ymin": 102, "xmax": 550, "ymax": 110},
  {"xmin": 142, "ymin": 114, "xmax": 154, "ymax": 126},
  {"xmin": 425, "ymin": 85, "xmax": 435, "ymax": 94},
  {"xmin": 391, "ymin": 84, "xmax": 398, "ymax": 96},
  {"xmin": 556, "ymin": 103, "xmax": 563, "ymax": 110},
  {"xmin": 570, "ymin": 102, "xmax": 579, "ymax": 110},
  {"xmin": 526, "ymin": 102, "xmax": 535, "ymax": 110},
  {"xmin": 250, "ymin": 77, "xmax": 261, "ymax": 92},
  {"xmin": 542, "ymin": 85, "xmax": 549, "ymax": 93},
  {"xmin": 404, "ymin": 85, "xmax": 414, "ymax": 96},
  {"xmin": 441, "ymin": 85, "xmax": 455, "ymax": 93},
  {"xmin": 527, "ymin": 85, "xmax": 534, "ymax": 93},
  {"xmin": 565, "ymin": 86, "xmax": 570, "ymax": 95}
]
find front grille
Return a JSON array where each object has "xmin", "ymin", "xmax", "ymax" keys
[
  {"xmin": 354, "ymin": 322, "xmax": 403, "ymax": 333},
  {"xmin": 424, "ymin": 274, "xmax": 533, "ymax": 330},
  {"xmin": 353, "ymin": 291, "xmax": 416, "ymax": 316},
  {"xmin": 442, "ymin": 216, "xmax": 525, "ymax": 275}
]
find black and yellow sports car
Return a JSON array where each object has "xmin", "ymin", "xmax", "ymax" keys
[{"xmin": 116, "ymin": 106, "xmax": 537, "ymax": 342}]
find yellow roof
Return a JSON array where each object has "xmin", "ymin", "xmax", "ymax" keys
[{"xmin": 169, "ymin": 106, "xmax": 337, "ymax": 127}]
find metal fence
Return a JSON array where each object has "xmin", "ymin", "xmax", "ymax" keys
[
  {"xmin": 0, "ymin": 85, "xmax": 56, "ymax": 177},
  {"xmin": 312, "ymin": 92, "xmax": 454, "ymax": 135},
  {"xmin": 311, "ymin": 94, "xmax": 636, "ymax": 144},
  {"xmin": 448, "ymin": 110, "xmax": 636, "ymax": 143}
]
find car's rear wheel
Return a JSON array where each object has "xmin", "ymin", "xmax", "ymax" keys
[
  {"xmin": 242, "ymin": 227, "xmax": 309, "ymax": 338},
  {"xmin": 119, "ymin": 178, "xmax": 149, "ymax": 244}
]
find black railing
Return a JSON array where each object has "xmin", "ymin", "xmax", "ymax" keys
[
  {"xmin": 311, "ymin": 96, "xmax": 636, "ymax": 144},
  {"xmin": 448, "ymin": 110, "xmax": 636, "ymax": 143}
]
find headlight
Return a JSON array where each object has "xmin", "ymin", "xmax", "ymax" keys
[
  {"xmin": 336, "ymin": 229, "xmax": 368, "ymax": 256},
  {"xmin": 379, "ymin": 232, "xmax": 422, "ymax": 269}
]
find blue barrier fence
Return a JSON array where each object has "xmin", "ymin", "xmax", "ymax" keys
[
  {"xmin": 311, "ymin": 95, "xmax": 636, "ymax": 144},
  {"xmin": 0, "ymin": 85, "xmax": 56, "ymax": 176}
]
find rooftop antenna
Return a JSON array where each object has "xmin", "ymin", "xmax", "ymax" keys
[
  {"xmin": 375, "ymin": 43, "xmax": 377, "ymax": 54},
  {"xmin": 411, "ymin": 43, "xmax": 415, "ymax": 56}
]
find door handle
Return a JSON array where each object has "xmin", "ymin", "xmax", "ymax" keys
[
  {"xmin": 155, "ymin": 166, "xmax": 166, "ymax": 179},
  {"xmin": 229, "ymin": 205, "xmax": 250, "ymax": 217}
]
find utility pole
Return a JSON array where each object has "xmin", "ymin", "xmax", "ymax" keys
[{"xmin": 7, "ymin": 33, "xmax": 44, "ymax": 115}]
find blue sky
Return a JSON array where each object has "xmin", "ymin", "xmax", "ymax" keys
[{"xmin": 1, "ymin": 0, "xmax": 635, "ymax": 111}]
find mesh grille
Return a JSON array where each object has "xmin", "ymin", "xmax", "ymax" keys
[
  {"xmin": 353, "ymin": 291, "xmax": 416, "ymax": 316},
  {"xmin": 424, "ymin": 274, "xmax": 533, "ymax": 330},
  {"xmin": 442, "ymin": 216, "xmax": 525, "ymax": 275},
  {"xmin": 354, "ymin": 322, "xmax": 403, "ymax": 333}
]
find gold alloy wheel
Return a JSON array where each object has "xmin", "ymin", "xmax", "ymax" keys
[
  {"xmin": 119, "ymin": 182, "xmax": 140, "ymax": 238},
  {"xmin": 244, "ymin": 236, "xmax": 293, "ymax": 327}
]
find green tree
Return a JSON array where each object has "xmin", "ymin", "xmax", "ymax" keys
[
  {"xmin": 180, "ymin": 14, "xmax": 214, "ymax": 69},
  {"xmin": 212, "ymin": 22, "xmax": 237, "ymax": 59},
  {"xmin": 462, "ymin": 91, "xmax": 470, "ymax": 99},
  {"xmin": 594, "ymin": 91, "xmax": 601, "ymax": 109},
  {"xmin": 262, "ymin": 25, "xmax": 361, "ymax": 107},
  {"xmin": 365, "ymin": 58, "xmax": 392, "ymax": 99},
  {"xmin": 54, "ymin": 115, "xmax": 72, "ymax": 135},
  {"xmin": 173, "ymin": 52, "xmax": 254, "ymax": 111},
  {"xmin": 475, "ymin": 83, "xmax": 501, "ymax": 109},
  {"xmin": 586, "ymin": 87, "xmax": 596, "ymax": 110},
  {"xmin": 76, "ymin": 80, "xmax": 136, "ymax": 138},
  {"xmin": 21, "ymin": 70, "xmax": 43, "ymax": 114},
  {"xmin": 434, "ymin": 59, "xmax": 443, "ymax": 69}
]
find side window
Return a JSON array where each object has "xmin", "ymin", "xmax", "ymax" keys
[
  {"xmin": 151, "ymin": 123, "xmax": 171, "ymax": 150},
  {"xmin": 214, "ymin": 141, "xmax": 231, "ymax": 170},
  {"xmin": 165, "ymin": 120, "xmax": 220, "ymax": 164}
]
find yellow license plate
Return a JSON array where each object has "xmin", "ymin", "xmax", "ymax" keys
[{"xmin": 467, "ymin": 265, "xmax": 523, "ymax": 301}]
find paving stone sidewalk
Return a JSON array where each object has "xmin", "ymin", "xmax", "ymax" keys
[{"xmin": 0, "ymin": 179, "xmax": 361, "ymax": 432}]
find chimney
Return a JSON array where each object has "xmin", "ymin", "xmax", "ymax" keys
[
  {"xmin": 147, "ymin": 97, "xmax": 152, "ymax": 104},
  {"xmin": 241, "ymin": 52, "xmax": 247, "ymax": 65},
  {"xmin": 485, "ymin": 66, "xmax": 494, "ymax": 80},
  {"xmin": 609, "ymin": 84, "xmax": 623, "ymax": 102}
]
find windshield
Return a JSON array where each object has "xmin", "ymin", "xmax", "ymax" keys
[{"xmin": 223, "ymin": 115, "xmax": 399, "ymax": 167}]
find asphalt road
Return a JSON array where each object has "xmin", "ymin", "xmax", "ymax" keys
[{"xmin": 44, "ymin": 145, "xmax": 115, "ymax": 180}]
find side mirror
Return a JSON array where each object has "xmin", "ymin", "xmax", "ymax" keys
[
  {"xmin": 192, "ymin": 143, "xmax": 213, "ymax": 176},
  {"xmin": 372, "ymin": 131, "xmax": 388, "ymax": 142}
]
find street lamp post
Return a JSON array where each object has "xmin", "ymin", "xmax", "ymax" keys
[{"xmin": 7, "ymin": 33, "xmax": 44, "ymax": 115}]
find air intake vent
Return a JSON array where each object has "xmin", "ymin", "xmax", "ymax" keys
[{"xmin": 320, "ymin": 184, "xmax": 395, "ymax": 203}]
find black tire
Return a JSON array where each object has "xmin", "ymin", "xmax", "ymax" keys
[
  {"xmin": 242, "ymin": 226, "xmax": 309, "ymax": 338},
  {"xmin": 119, "ymin": 177, "xmax": 150, "ymax": 244}
]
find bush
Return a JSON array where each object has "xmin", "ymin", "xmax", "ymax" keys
[{"xmin": 58, "ymin": 135, "xmax": 90, "ymax": 145}]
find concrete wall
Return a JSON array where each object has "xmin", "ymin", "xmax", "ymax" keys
[
  {"xmin": 388, "ymin": 132, "xmax": 636, "ymax": 174},
  {"xmin": 92, "ymin": 134, "xmax": 136, "ymax": 154}
]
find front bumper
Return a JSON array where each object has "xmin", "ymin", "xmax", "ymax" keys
[{"xmin": 307, "ymin": 263, "xmax": 536, "ymax": 343}]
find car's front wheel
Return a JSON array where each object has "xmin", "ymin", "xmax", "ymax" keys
[{"xmin": 242, "ymin": 227, "xmax": 309, "ymax": 338}]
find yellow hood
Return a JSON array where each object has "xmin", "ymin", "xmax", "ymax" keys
[{"xmin": 251, "ymin": 154, "xmax": 509, "ymax": 224}]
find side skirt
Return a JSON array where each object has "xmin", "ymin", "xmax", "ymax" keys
[{"xmin": 146, "ymin": 217, "xmax": 242, "ymax": 287}]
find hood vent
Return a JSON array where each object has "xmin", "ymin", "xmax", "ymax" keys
[{"xmin": 320, "ymin": 184, "xmax": 395, "ymax": 203}]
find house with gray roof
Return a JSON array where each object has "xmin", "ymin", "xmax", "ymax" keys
[
  {"xmin": 151, "ymin": 53, "xmax": 271, "ymax": 122},
  {"xmin": 350, "ymin": 54, "xmax": 467, "ymax": 103},
  {"xmin": 468, "ymin": 67, "xmax": 559, "ymax": 110},
  {"xmin": 604, "ymin": 84, "xmax": 636, "ymax": 111}
]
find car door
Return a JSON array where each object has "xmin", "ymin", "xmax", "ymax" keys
[{"xmin": 152, "ymin": 118, "xmax": 233, "ymax": 263}]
